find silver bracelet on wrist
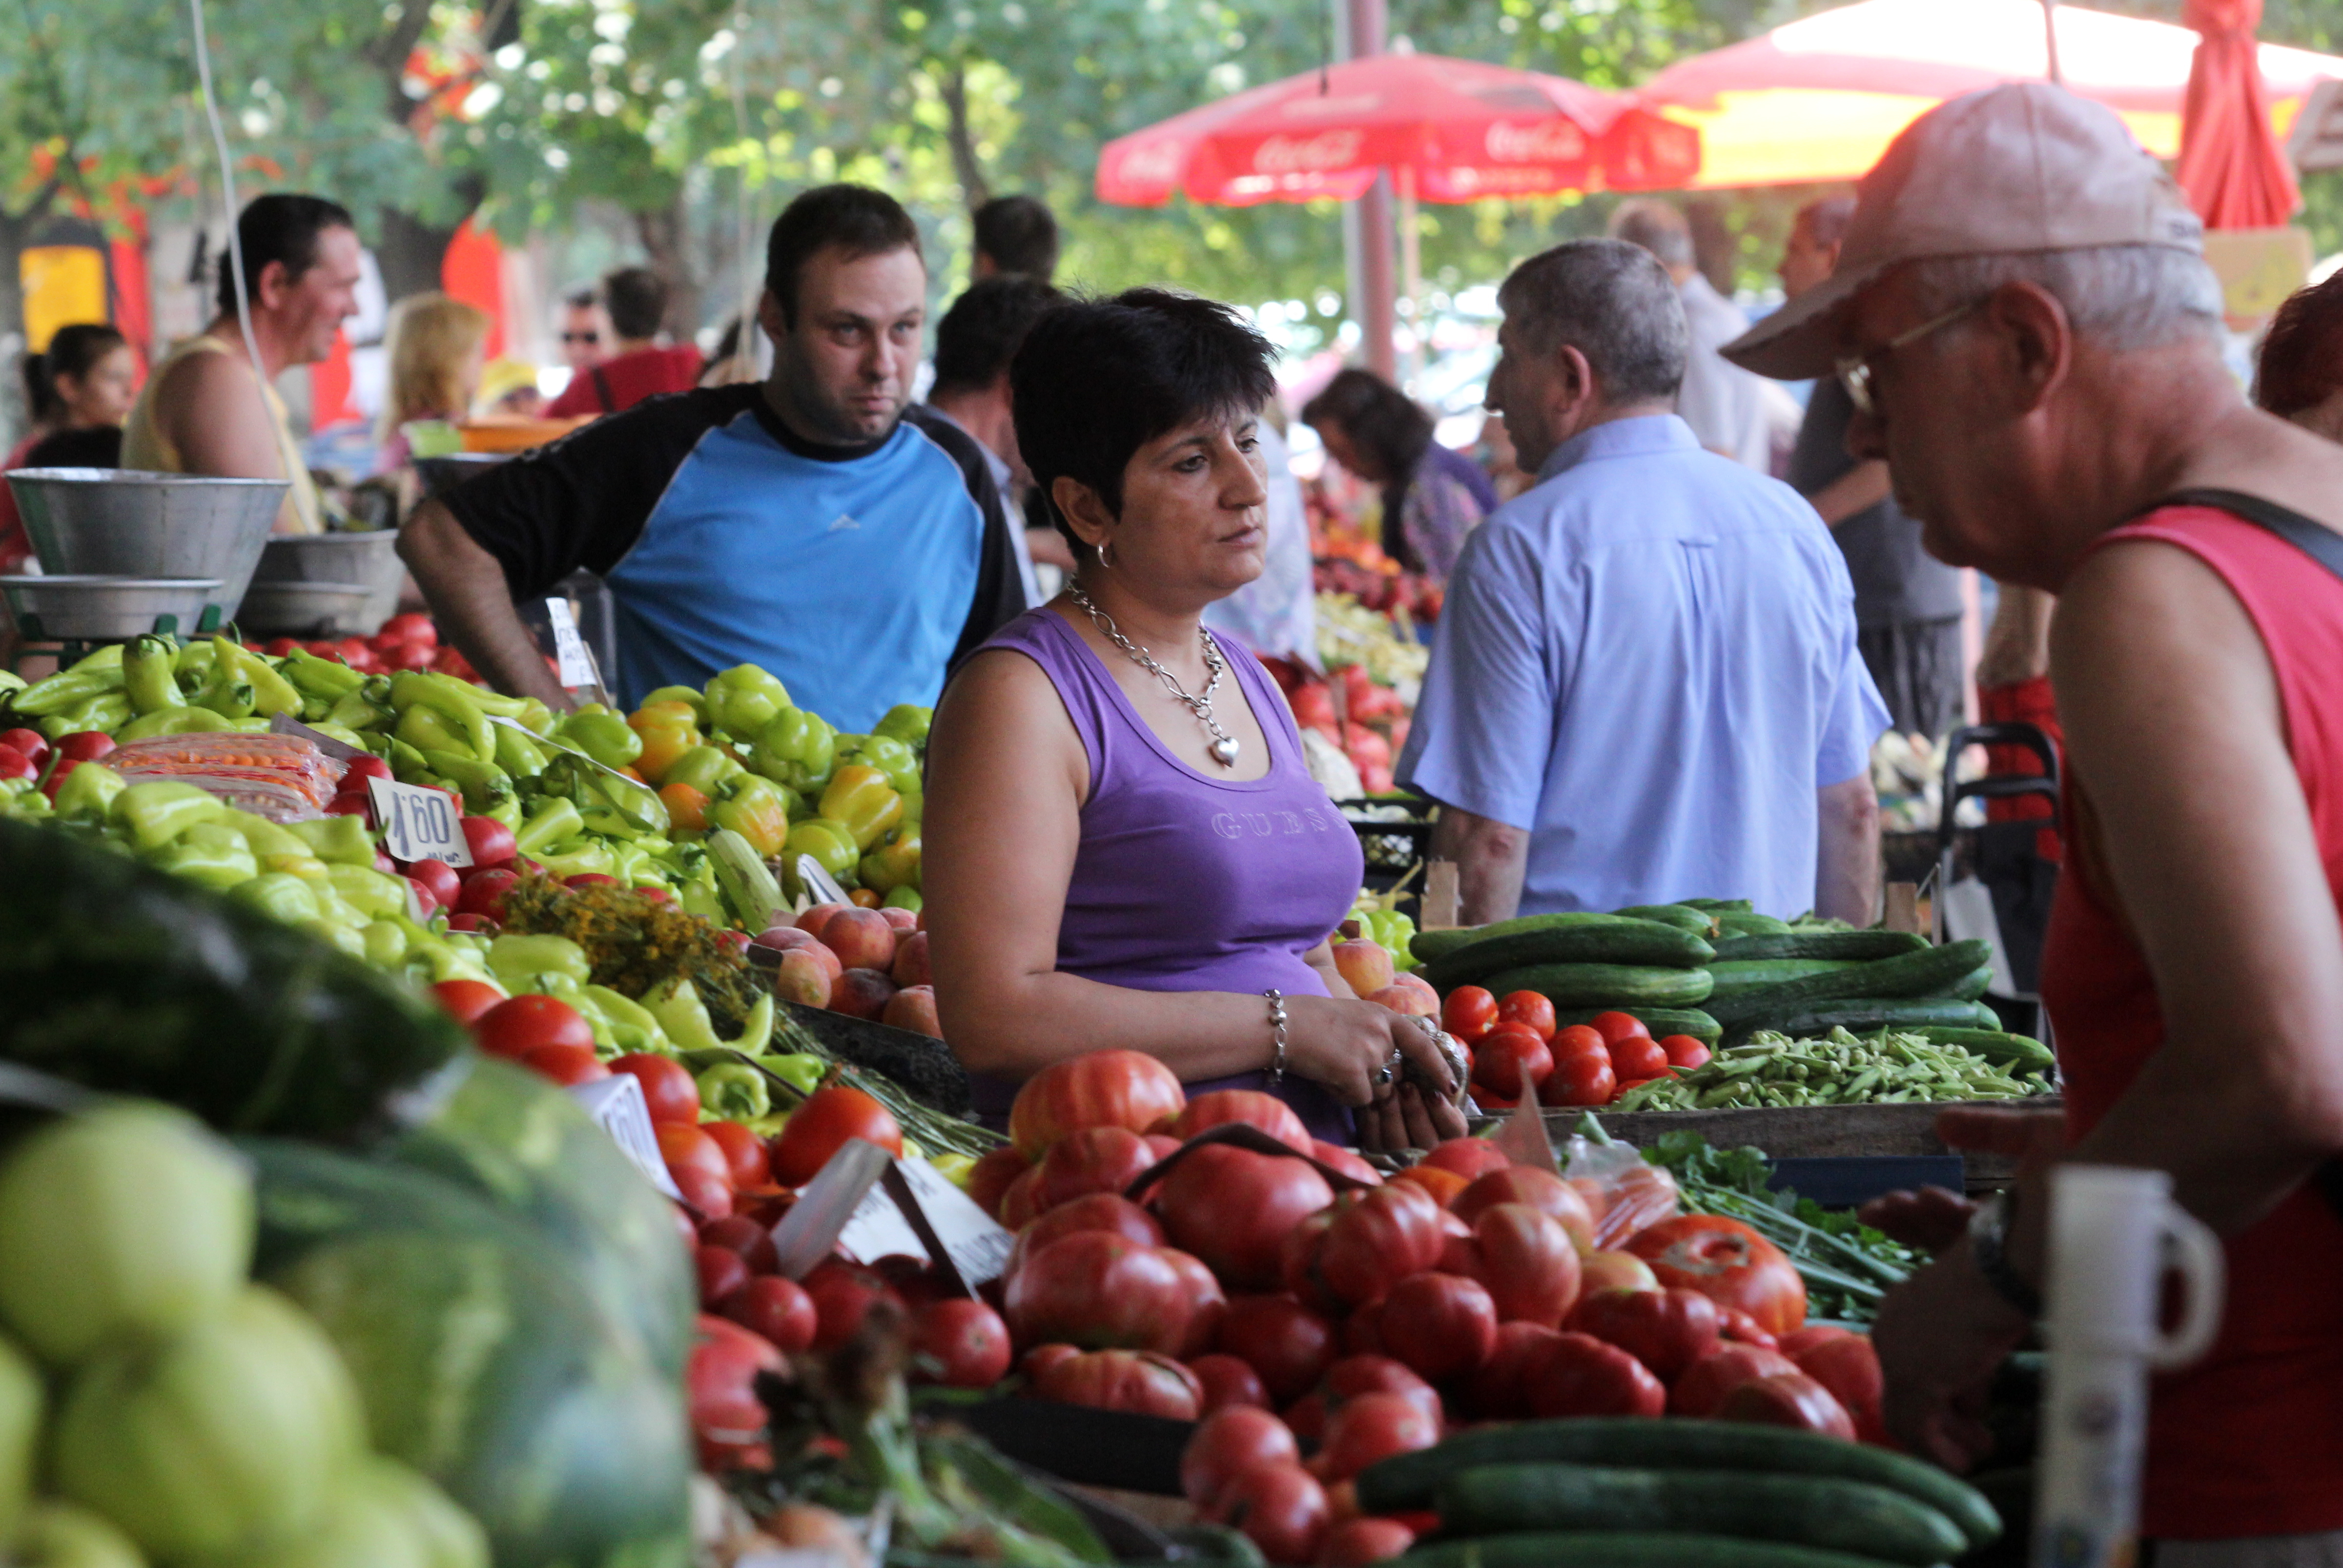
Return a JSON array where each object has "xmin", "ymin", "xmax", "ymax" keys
[{"xmin": 1263, "ymin": 988, "xmax": 1289, "ymax": 1087}]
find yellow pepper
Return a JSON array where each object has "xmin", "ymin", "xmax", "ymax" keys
[
  {"xmin": 819, "ymin": 764, "xmax": 904, "ymax": 851},
  {"xmin": 627, "ymin": 701, "xmax": 702, "ymax": 785}
]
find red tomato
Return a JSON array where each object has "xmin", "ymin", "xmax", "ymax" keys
[
  {"xmin": 701, "ymin": 1121, "xmax": 772, "ymax": 1190},
  {"xmin": 1030, "ymin": 1347, "xmax": 1203, "ymax": 1421},
  {"xmin": 1010, "ymin": 1192, "xmax": 1166, "ymax": 1276},
  {"xmin": 460, "ymin": 816, "xmax": 517, "ymax": 869},
  {"xmin": 455, "ymin": 867, "xmax": 520, "ymax": 921},
  {"xmin": 1319, "ymin": 1390, "xmax": 1440, "ymax": 1483},
  {"xmin": 1470, "ymin": 1024, "xmax": 1552, "ymax": 1103},
  {"xmin": 1214, "ymin": 1294, "xmax": 1336, "ymax": 1405},
  {"xmin": 429, "ymin": 979, "xmax": 505, "ymax": 1027},
  {"xmin": 1323, "ymin": 1354, "xmax": 1444, "ymax": 1431},
  {"xmin": 0, "ymin": 729, "xmax": 48, "ymax": 765},
  {"xmin": 1282, "ymin": 1391, "xmax": 1327, "ymax": 1444},
  {"xmin": 670, "ymin": 1165, "xmax": 732, "ymax": 1220},
  {"xmin": 1452, "ymin": 1167, "xmax": 1597, "ymax": 1251},
  {"xmin": 1470, "ymin": 1321, "xmax": 1565, "ymax": 1420},
  {"xmin": 522, "ymin": 1043, "xmax": 609, "ymax": 1086},
  {"xmin": 0, "ymin": 746, "xmax": 34, "ymax": 782},
  {"xmin": 341, "ymin": 753, "xmax": 391, "ymax": 784},
  {"xmin": 610, "ymin": 1052, "xmax": 702, "ymax": 1125},
  {"xmin": 1187, "ymin": 1353, "xmax": 1270, "ymax": 1414},
  {"xmin": 1439, "ymin": 985, "xmax": 1498, "ymax": 1043},
  {"xmin": 1605, "ymin": 1033, "xmax": 1670, "ymax": 1083},
  {"xmin": 699, "ymin": 1215, "xmax": 780, "ymax": 1274},
  {"xmin": 1462, "ymin": 1203, "xmax": 1582, "ymax": 1327},
  {"xmin": 1566, "ymin": 1285, "xmax": 1721, "ymax": 1380},
  {"xmin": 687, "ymin": 1314, "xmax": 783, "ymax": 1464},
  {"xmin": 1538, "ymin": 1033, "xmax": 1617, "ymax": 1108},
  {"xmin": 401, "ymin": 857, "xmax": 460, "ymax": 911},
  {"xmin": 997, "ymin": 1168, "xmax": 1043, "ymax": 1231},
  {"xmin": 1716, "ymin": 1371, "xmax": 1857, "ymax": 1439},
  {"xmin": 403, "ymin": 876, "xmax": 442, "ymax": 920},
  {"xmin": 908, "ymin": 1299, "xmax": 1012, "ymax": 1388},
  {"xmin": 1669, "ymin": 1344, "xmax": 1803, "ymax": 1417},
  {"xmin": 1007, "ymin": 1049, "xmax": 1186, "ymax": 1163},
  {"xmin": 1389, "ymin": 1164, "xmax": 1468, "ymax": 1211},
  {"xmin": 1320, "ymin": 1518, "xmax": 1416, "ymax": 1566},
  {"xmin": 1377, "ymin": 1273, "xmax": 1497, "ymax": 1384},
  {"xmin": 1418, "ymin": 1137, "xmax": 1514, "ymax": 1183},
  {"xmin": 1157, "ymin": 1248, "xmax": 1227, "ymax": 1358},
  {"xmin": 1180, "ymin": 1404, "xmax": 1301, "ymax": 1509},
  {"xmin": 1551, "ymin": 1023, "xmax": 1605, "ymax": 1057},
  {"xmin": 1778, "ymin": 1324, "xmax": 1852, "ymax": 1358},
  {"xmin": 1586, "ymin": 1010, "xmax": 1649, "ymax": 1045},
  {"xmin": 1787, "ymin": 1330, "xmax": 1886, "ymax": 1443},
  {"xmin": 1659, "ymin": 1034, "xmax": 1712, "ymax": 1071},
  {"xmin": 1494, "ymin": 990, "xmax": 1556, "ymax": 1042},
  {"xmin": 768, "ymin": 1085, "xmax": 903, "ymax": 1186},
  {"xmin": 1156, "ymin": 1144, "xmax": 1333, "ymax": 1292},
  {"xmin": 1209, "ymin": 1461, "xmax": 1330, "ymax": 1566},
  {"xmin": 1305, "ymin": 1182, "xmax": 1446, "ymax": 1310},
  {"xmin": 1624, "ymin": 1214, "xmax": 1808, "ymax": 1335},
  {"xmin": 1719, "ymin": 1306, "xmax": 1780, "ymax": 1349},
  {"xmin": 802, "ymin": 1260, "xmax": 905, "ymax": 1352},
  {"xmin": 1030, "ymin": 1125, "xmax": 1157, "ymax": 1214},
  {"xmin": 965, "ymin": 1146, "xmax": 1031, "ymax": 1220},
  {"xmin": 54, "ymin": 731, "xmax": 113, "ymax": 762},
  {"xmin": 1003, "ymin": 1231, "xmax": 1195, "ymax": 1354},
  {"xmin": 719, "ymin": 1276, "xmax": 817, "ymax": 1353},
  {"xmin": 1171, "ymin": 1089, "xmax": 1313, "ymax": 1155},
  {"xmin": 659, "ymin": 1122, "xmax": 734, "ymax": 1192},
  {"xmin": 1311, "ymin": 1141, "xmax": 1383, "ymax": 1187},
  {"xmin": 1529, "ymin": 1331, "xmax": 1666, "ymax": 1419},
  {"xmin": 695, "ymin": 1244, "xmax": 751, "ymax": 1307},
  {"xmin": 474, "ymin": 995, "xmax": 594, "ymax": 1059}
]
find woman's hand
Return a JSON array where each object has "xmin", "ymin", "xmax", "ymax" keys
[{"xmin": 1284, "ymin": 998, "xmax": 1468, "ymax": 1152}]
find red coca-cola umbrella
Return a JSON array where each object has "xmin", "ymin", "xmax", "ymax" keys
[
  {"xmin": 2175, "ymin": 0, "xmax": 2300, "ymax": 228},
  {"xmin": 1095, "ymin": 52, "xmax": 1699, "ymax": 207}
]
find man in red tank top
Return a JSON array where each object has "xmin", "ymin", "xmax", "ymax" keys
[{"xmin": 1723, "ymin": 84, "xmax": 2343, "ymax": 1554}]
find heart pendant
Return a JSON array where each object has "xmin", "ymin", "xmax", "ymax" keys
[{"xmin": 1209, "ymin": 736, "xmax": 1240, "ymax": 767}]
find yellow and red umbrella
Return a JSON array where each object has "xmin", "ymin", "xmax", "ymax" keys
[{"xmin": 1095, "ymin": 52, "xmax": 1698, "ymax": 207}]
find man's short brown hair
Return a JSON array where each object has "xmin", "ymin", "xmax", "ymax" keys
[{"xmin": 2257, "ymin": 270, "xmax": 2343, "ymax": 419}]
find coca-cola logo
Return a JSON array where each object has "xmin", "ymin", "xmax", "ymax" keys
[
  {"xmin": 1110, "ymin": 140, "xmax": 1189, "ymax": 188},
  {"xmin": 1253, "ymin": 129, "xmax": 1365, "ymax": 175},
  {"xmin": 1484, "ymin": 118, "xmax": 1586, "ymax": 164}
]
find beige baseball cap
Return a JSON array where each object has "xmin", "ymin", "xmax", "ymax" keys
[{"xmin": 1721, "ymin": 82, "xmax": 2204, "ymax": 380}]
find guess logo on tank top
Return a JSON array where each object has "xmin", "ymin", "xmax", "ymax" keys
[{"xmin": 1210, "ymin": 807, "xmax": 1332, "ymax": 839}]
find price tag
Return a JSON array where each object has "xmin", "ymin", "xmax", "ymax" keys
[
  {"xmin": 796, "ymin": 854, "xmax": 851, "ymax": 908},
  {"xmin": 769, "ymin": 1137, "xmax": 896, "ymax": 1279},
  {"xmin": 268, "ymin": 712, "xmax": 368, "ymax": 762},
  {"xmin": 887, "ymin": 1156, "xmax": 1015, "ymax": 1292},
  {"xmin": 544, "ymin": 597, "xmax": 600, "ymax": 689},
  {"xmin": 567, "ymin": 1074, "xmax": 684, "ymax": 1200},
  {"xmin": 366, "ymin": 775, "xmax": 473, "ymax": 868}
]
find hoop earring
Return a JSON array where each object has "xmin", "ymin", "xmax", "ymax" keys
[{"xmin": 1097, "ymin": 540, "xmax": 1115, "ymax": 571}]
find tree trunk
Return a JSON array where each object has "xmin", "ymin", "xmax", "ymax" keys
[
  {"xmin": 937, "ymin": 61, "xmax": 992, "ymax": 214},
  {"xmin": 635, "ymin": 198, "xmax": 700, "ymax": 341},
  {"xmin": 374, "ymin": 206, "xmax": 463, "ymax": 306}
]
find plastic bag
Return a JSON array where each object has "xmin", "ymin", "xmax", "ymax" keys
[{"xmin": 1558, "ymin": 1126, "xmax": 1683, "ymax": 1251}]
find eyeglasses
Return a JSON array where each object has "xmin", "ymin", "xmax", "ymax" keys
[
  {"xmin": 1835, "ymin": 299, "xmax": 1983, "ymax": 415},
  {"xmin": 562, "ymin": 330, "xmax": 600, "ymax": 346}
]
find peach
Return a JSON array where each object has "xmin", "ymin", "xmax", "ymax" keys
[
  {"xmin": 1331, "ymin": 938, "xmax": 1395, "ymax": 998},
  {"xmin": 882, "ymin": 984, "xmax": 942, "ymax": 1038},
  {"xmin": 879, "ymin": 905, "xmax": 919, "ymax": 932},
  {"xmin": 1364, "ymin": 983, "xmax": 1437, "ymax": 1017},
  {"xmin": 823, "ymin": 907, "xmax": 898, "ymax": 972},
  {"xmin": 770, "ymin": 949, "xmax": 832, "ymax": 1009},
  {"xmin": 1390, "ymin": 971, "xmax": 1439, "ymax": 1006},
  {"xmin": 891, "ymin": 930, "xmax": 932, "ymax": 988},
  {"xmin": 795, "ymin": 901, "xmax": 851, "ymax": 940},
  {"xmin": 829, "ymin": 967, "xmax": 899, "ymax": 1021},
  {"xmin": 1578, "ymin": 1251, "xmax": 1660, "ymax": 1296}
]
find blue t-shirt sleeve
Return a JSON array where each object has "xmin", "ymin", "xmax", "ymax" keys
[
  {"xmin": 1397, "ymin": 523, "xmax": 1558, "ymax": 830},
  {"xmin": 1816, "ymin": 619, "xmax": 1892, "ymax": 786}
]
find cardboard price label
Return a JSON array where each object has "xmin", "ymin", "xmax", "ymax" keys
[
  {"xmin": 796, "ymin": 854, "xmax": 851, "ymax": 909},
  {"xmin": 763, "ymin": 1138, "xmax": 1016, "ymax": 1295},
  {"xmin": 366, "ymin": 775, "xmax": 473, "ymax": 867},
  {"xmin": 544, "ymin": 597, "xmax": 600, "ymax": 689},
  {"xmin": 567, "ymin": 1074, "xmax": 684, "ymax": 1200}
]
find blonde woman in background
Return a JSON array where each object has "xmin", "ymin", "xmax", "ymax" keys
[{"xmin": 374, "ymin": 292, "xmax": 489, "ymax": 484}]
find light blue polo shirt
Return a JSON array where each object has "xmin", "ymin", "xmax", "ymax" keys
[{"xmin": 1397, "ymin": 414, "xmax": 1889, "ymax": 917}]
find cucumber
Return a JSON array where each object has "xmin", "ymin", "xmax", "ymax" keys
[
  {"xmin": 1421, "ymin": 923, "xmax": 1715, "ymax": 993},
  {"xmin": 1680, "ymin": 898, "xmax": 1754, "ymax": 913},
  {"xmin": 1354, "ymin": 1418, "xmax": 2000, "ymax": 1549},
  {"xmin": 1704, "ymin": 940, "xmax": 1994, "ymax": 1032},
  {"xmin": 1612, "ymin": 904, "xmax": 1716, "ymax": 935},
  {"xmin": 1475, "ymin": 963, "xmax": 1715, "ymax": 1009},
  {"xmin": 1434, "ymin": 1463, "xmax": 1969, "ymax": 1567},
  {"xmin": 1948, "ymin": 963, "xmax": 1994, "ymax": 1001},
  {"xmin": 1410, "ymin": 912, "xmax": 1647, "ymax": 966},
  {"xmin": 1710, "ymin": 930, "xmax": 1932, "ymax": 963},
  {"xmin": 1400, "ymin": 1532, "xmax": 1908, "ymax": 1568},
  {"xmin": 1917, "ymin": 1027, "xmax": 2055, "ymax": 1068},
  {"xmin": 1722, "ymin": 997, "xmax": 2000, "ymax": 1046},
  {"xmin": 1554, "ymin": 1007, "xmax": 1721, "ymax": 1044},
  {"xmin": 1705, "ymin": 959, "xmax": 1872, "ymax": 1001},
  {"xmin": 1714, "ymin": 911, "xmax": 1793, "ymax": 936}
]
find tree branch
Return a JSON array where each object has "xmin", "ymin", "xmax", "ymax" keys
[{"xmin": 935, "ymin": 59, "xmax": 991, "ymax": 213}]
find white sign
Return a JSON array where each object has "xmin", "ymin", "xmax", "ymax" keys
[
  {"xmin": 568, "ymin": 1073, "xmax": 684, "ymax": 1199},
  {"xmin": 837, "ymin": 1176, "xmax": 934, "ymax": 1267},
  {"xmin": 769, "ymin": 1137, "xmax": 896, "ymax": 1279},
  {"xmin": 891, "ymin": 1156, "xmax": 1016, "ymax": 1290},
  {"xmin": 796, "ymin": 854, "xmax": 851, "ymax": 908},
  {"xmin": 366, "ymin": 775, "xmax": 473, "ymax": 867},
  {"xmin": 544, "ymin": 597, "xmax": 599, "ymax": 689}
]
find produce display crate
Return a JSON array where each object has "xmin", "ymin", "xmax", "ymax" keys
[
  {"xmin": 1554, "ymin": 1100, "xmax": 2058, "ymax": 1195},
  {"xmin": 777, "ymin": 1000, "xmax": 975, "ymax": 1115}
]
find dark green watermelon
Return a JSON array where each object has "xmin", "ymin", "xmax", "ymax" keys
[{"xmin": 246, "ymin": 1139, "xmax": 691, "ymax": 1568}]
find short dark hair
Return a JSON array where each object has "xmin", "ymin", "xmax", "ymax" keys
[
  {"xmin": 24, "ymin": 425, "xmax": 122, "ymax": 469},
  {"xmin": 972, "ymin": 195, "xmax": 1059, "ymax": 281},
  {"xmin": 933, "ymin": 276, "xmax": 1065, "ymax": 398},
  {"xmin": 1499, "ymin": 239, "xmax": 1688, "ymax": 406},
  {"xmin": 562, "ymin": 287, "xmax": 599, "ymax": 312},
  {"xmin": 2256, "ymin": 269, "xmax": 2343, "ymax": 418},
  {"xmin": 764, "ymin": 185, "xmax": 923, "ymax": 327},
  {"xmin": 602, "ymin": 267, "xmax": 668, "ymax": 340},
  {"xmin": 217, "ymin": 193, "xmax": 355, "ymax": 317},
  {"xmin": 21, "ymin": 324, "xmax": 126, "ymax": 425},
  {"xmin": 1012, "ymin": 288, "xmax": 1276, "ymax": 555},
  {"xmin": 1300, "ymin": 369, "xmax": 1433, "ymax": 487},
  {"xmin": 1797, "ymin": 195, "xmax": 1859, "ymax": 250}
]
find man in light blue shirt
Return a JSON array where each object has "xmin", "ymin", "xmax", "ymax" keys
[{"xmin": 1400, "ymin": 239, "xmax": 1889, "ymax": 921}]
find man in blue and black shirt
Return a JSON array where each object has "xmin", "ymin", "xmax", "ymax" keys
[{"xmin": 400, "ymin": 184, "xmax": 1026, "ymax": 732}]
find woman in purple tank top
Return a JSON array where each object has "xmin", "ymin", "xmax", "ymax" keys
[{"xmin": 922, "ymin": 290, "xmax": 1467, "ymax": 1153}]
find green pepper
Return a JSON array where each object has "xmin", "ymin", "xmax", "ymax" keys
[
  {"xmin": 396, "ymin": 701, "xmax": 474, "ymax": 759},
  {"xmin": 122, "ymin": 635, "xmax": 186, "ymax": 714},
  {"xmin": 113, "ymin": 780, "xmax": 226, "ymax": 850},
  {"xmin": 859, "ymin": 832, "xmax": 922, "ymax": 893},
  {"xmin": 839, "ymin": 733, "xmax": 921, "ymax": 795},
  {"xmin": 386, "ymin": 736, "xmax": 433, "ymax": 784},
  {"xmin": 708, "ymin": 774, "xmax": 792, "ymax": 858},
  {"xmin": 819, "ymin": 764, "xmax": 904, "ymax": 850},
  {"xmin": 785, "ymin": 817, "xmax": 859, "ymax": 877},
  {"xmin": 606, "ymin": 838, "xmax": 660, "ymax": 888},
  {"xmin": 191, "ymin": 669, "xmax": 257, "ymax": 718},
  {"xmin": 478, "ymin": 792, "xmax": 524, "ymax": 832},
  {"xmin": 548, "ymin": 755, "xmax": 668, "ymax": 839},
  {"xmin": 12, "ymin": 663, "xmax": 123, "ymax": 717},
  {"xmin": 390, "ymin": 671, "xmax": 494, "ymax": 762},
  {"xmin": 231, "ymin": 872, "xmax": 323, "ymax": 925},
  {"xmin": 651, "ymin": 978, "xmax": 773, "ymax": 1055},
  {"xmin": 281, "ymin": 647, "xmax": 367, "ymax": 701},
  {"xmin": 212, "ymin": 638, "xmax": 304, "ymax": 719},
  {"xmin": 492, "ymin": 723, "xmax": 548, "ymax": 781},
  {"xmin": 514, "ymin": 796, "xmax": 585, "ymax": 856},
  {"xmin": 424, "ymin": 674, "xmax": 526, "ymax": 721},
  {"xmin": 67, "ymin": 644, "xmax": 123, "ymax": 670},
  {"xmin": 154, "ymin": 823, "xmax": 259, "ymax": 889},
  {"xmin": 678, "ymin": 878, "xmax": 727, "ymax": 923},
  {"xmin": 640, "ymin": 684, "xmax": 709, "ymax": 722},
  {"xmin": 487, "ymin": 933, "xmax": 593, "ymax": 990},
  {"xmin": 882, "ymin": 886, "xmax": 923, "ymax": 912},
  {"xmin": 514, "ymin": 697, "xmax": 555, "ymax": 736},
  {"xmin": 552, "ymin": 706, "xmax": 642, "ymax": 770},
  {"xmin": 530, "ymin": 837, "xmax": 616, "ymax": 880},
  {"xmin": 38, "ymin": 691, "xmax": 130, "ymax": 739},
  {"xmin": 584, "ymin": 986, "xmax": 670, "ymax": 1053},
  {"xmin": 872, "ymin": 703, "xmax": 933, "ymax": 749},
  {"xmin": 173, "ymin": 638, "xmax": 217, "ymax": 680},
  {"xmin": 751, "ymin": 707, "xmax": 836, "ymax": 793},
  {"xmin": 51, "ymin": 761, "xmax": 124, "ymax": 823},
  {"xmin": 421, "ymin": 749, "xmax": 515, "ymax": 816},
  {"xmin": 305, "ymin": 720, "xmax": 370, "ymax": 750},
  {"xmin": 0, "ymin": 784, "xmax": 50, "ymax": 820},
  {"xmin": 896, "ymin": 786, "xmax": 924, "ymax": 828},
  {"xmin": 217, "ymin": 811, "xmax": 328, "ymax": 878},
  {"xmin": 116, "ymin": 707, "xmax": 236, "ymax": 742},
  {"xmin": 325, "ymin": 863, "xmax": 411, "ymax": 920},
  {"xmin": 288, "ymin": 813, "xmax": 378, "ymax": 867},
  {"xmin": 326, "ymin": 688, "xmax": 392, "ymax": 731},
  {"xmin": 703, "ymin": 664, "xmax": 791, "ymax": 739},
  {"xmin": 760, "ymin": 1052, "xmax": 826, "ymax": 1096},
  {"xmin": 661, "ymin": 745, "xmax": 742, "ymax": 796},
  {"xmin": 362, "ymin": 919, "xmax": 410, "ymax": 969},
  {"xmin": 696, "ymin": 1062, "xmax": 770, "ymax": 1121},
  {"xmin": 303, "ymin": 918, "xmax": 368, "ymax": 960},
  {"xmin": 0, "ymin": 670, "xmax": 22, "ymax": 696}
]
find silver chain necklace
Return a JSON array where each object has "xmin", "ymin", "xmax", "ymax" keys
[{"xmin": 1067, "ymin": 585, "xmax": 1241, "ymax": 767}]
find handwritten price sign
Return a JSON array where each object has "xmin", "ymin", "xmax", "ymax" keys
[{"xmin": 366, "ymin": 776, "xmax": 473, "ymax": 867}]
